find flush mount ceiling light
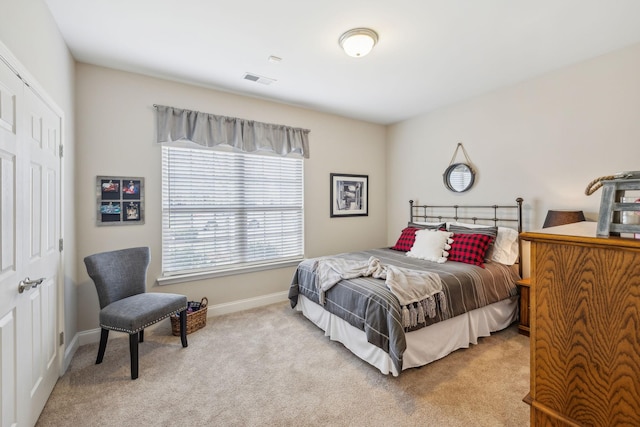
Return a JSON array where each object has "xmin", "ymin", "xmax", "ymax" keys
[{"xmin": 339, "ymin": 28, "xmax": 378, "ymax": 58}]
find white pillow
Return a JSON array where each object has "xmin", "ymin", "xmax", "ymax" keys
[
  {"xmin": 488, "ymin": 227, "xmax": 519, "ymax": 265},
  {"xmin": 406, "ymin": 229, "xmax": 453, "ymax": 263}
]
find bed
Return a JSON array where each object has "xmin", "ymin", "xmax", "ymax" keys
[{"xmin": 288, "ymin": 198, "xmax": 524, "ymax": 376}]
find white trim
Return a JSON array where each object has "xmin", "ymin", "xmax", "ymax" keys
[
  {"xmin": 157, "ymin": 260, "xmax": 301, "ymax": 285},
  {"xmin": 69, "ymin": 291, "xmax": 290, "ymax": 346},
  {"xmin": 0, "ymin": 41, "xmax": 65, "ymax": 118},
  {"xmin": 77, "ymin": 327, "xmax": 102, "ymax": 346},
  {"xmin": 62, "ymin": 332, "xmax": 80, "ymax": 374},
  {"xmin": 0, "ymin": 40, "xmax": 67, "ymax": 381},
  {"xmin": 208, "ymin": 290, "xmax": 289, "ymax": 316}
]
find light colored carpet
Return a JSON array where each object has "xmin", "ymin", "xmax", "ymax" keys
[{"xmin": 37, "ymin": 302, "xmax": 530, "ymax": 426}]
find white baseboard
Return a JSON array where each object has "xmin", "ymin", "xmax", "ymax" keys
[
  {"xmin": 207, "ymin": 290, "xmax": 289, "ymax": 317},
  {"xmin": 77, "ymin": 327, "xmax": 103, "ymax": 346},
  {"xmin": 60, "ymin": 327, "xmax": 98, "ymax": 375},
  {"xmin": 62, "ymin": 332, "xmax": 79, "ymax": 374},
  {"xmin": 66, "ymin": 290, "xmax": 290, "ymax": 351}
]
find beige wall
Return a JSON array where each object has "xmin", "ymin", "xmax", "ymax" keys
[
  {"xmin": 387, "ymin": 42, "xmax": 640, "ymax": 249},
  {"xmin": 0, "ymin": 0, "xmax": 77, "ymax": 357},
  {"xmin": 75, "ymin": 63, "xmax": 387, "ymax": 331},
  {"xmin": 7, "ymin": 0, "xmax": 640, "ymax": 344}
]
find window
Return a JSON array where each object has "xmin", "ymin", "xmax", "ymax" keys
[{"xmin": 160, "ymin": 146, "xmax": 304, "ymax": 281}]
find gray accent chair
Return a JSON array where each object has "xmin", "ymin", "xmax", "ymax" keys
[{"xmin": 84, "ymin": 247, "xmax": 188, "ymax": 379}]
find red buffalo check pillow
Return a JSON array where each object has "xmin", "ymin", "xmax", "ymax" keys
[
  {"xmin": 448, "ymin": 233, "xmax": 494, "ymax": 267},
  {"xmin": 391, "ymin": 227, "xmax": 420, "ymax": 252}
]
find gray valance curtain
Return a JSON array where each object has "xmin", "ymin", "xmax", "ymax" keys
[{"xmin": 155, "ymin": 104, "xmax": 310, "ymax": 158}]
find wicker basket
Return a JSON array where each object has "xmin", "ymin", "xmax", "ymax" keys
[{"xmin": 171, "ymin": 297, "xmax": 208, "ymax": 336}]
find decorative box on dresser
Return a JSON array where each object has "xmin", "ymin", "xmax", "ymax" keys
[{"xmin": 520, "ymin": 221, "xmax": 640, "ymax": 426}]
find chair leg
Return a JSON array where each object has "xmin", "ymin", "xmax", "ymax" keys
[
  {"xmin": 139, "ymin": 329, "xmax": 144, "ymax": 343},
  {"xmin": 180, "ymin": 309, "xmax": 188, "ymax": 348},
  {"xmin": 96, "ymin": 328, "xmax": 109, "ymax": 364},
  {"xmin": 129, "ymin": 333, "xmax": 139, "ymax": 380}
]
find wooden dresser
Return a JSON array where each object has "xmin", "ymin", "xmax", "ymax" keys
[{"xmin": 521, "ymin": 222, "xmax": 640, "ymax": 426}]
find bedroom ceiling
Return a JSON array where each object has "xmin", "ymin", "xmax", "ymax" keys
[{"xmin": 44, "ymin": 0, "xmax": 640, "ymax": 125}]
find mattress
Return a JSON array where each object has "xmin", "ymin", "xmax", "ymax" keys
[
  {"xmin": 295, "ymin": 293, "xmax": 519, "ymax": 376},
  {"xmin": 288, "ymin": 247, "xmax": 520, "ymax": 373}
]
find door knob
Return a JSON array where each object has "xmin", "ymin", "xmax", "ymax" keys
[{"xmin": 18, "ymin": 277, "xmax": 45, "ymax": 294}]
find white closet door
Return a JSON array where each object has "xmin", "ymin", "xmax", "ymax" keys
[{"xmin": 0, "ymin": 56, "xmax": 61, "ymax": 427}]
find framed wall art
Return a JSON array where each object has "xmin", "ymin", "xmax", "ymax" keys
[
  {"xmin": 96, "ymin": 176, "xmax": 145, "ymax": 225},
  {"xmin": 330, "ymin": 173, "xmax": 368, "ymax": 217}
]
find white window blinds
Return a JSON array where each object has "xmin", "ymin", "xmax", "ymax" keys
[{"xmin": 161, "ymin": 146, "xmax": 304, "ymax": 277}]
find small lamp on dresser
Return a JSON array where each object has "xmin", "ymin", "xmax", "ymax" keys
[{"xmin": 542, "ymin": 210, "xmax": 586, "ymax": 228}]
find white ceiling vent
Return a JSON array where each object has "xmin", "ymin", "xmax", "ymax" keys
[{"xmin": 243, "ymin": 73, "xmax": 276, "ymax": 85}]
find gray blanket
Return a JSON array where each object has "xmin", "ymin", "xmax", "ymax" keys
[
  {"xmin": 314, "ymin": 256, "xmax": 445, "ymax": 327},
  {"xmin": 288, "ymin": 248, "xmax": 520, "ymax": 373}
]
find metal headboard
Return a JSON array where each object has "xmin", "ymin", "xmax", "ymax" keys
[{"xmin": 409, "ymin": 197, "xmax": 524, "ymax": 276}]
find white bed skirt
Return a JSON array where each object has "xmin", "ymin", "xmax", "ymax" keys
[{"xmin": 295, "ymin": 294, "xmax": 519, "ymax": 376}]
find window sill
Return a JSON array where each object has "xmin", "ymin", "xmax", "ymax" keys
[{"xmin": 156, "ymin": 258, "xmax": 303, "ymax": 286}]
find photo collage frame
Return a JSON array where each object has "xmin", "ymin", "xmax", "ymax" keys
[{"xmin": 96, "ymin": 176, "xmax": 145, "ymax": 225}]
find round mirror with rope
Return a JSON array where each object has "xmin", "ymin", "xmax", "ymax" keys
[
  {"xmin": 443, "ymin": 143, "xmax": 476, "ymax": 192},
  {"xmin": 444, "ymin": 163, "xmax": 475, "ymax": 192}
]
